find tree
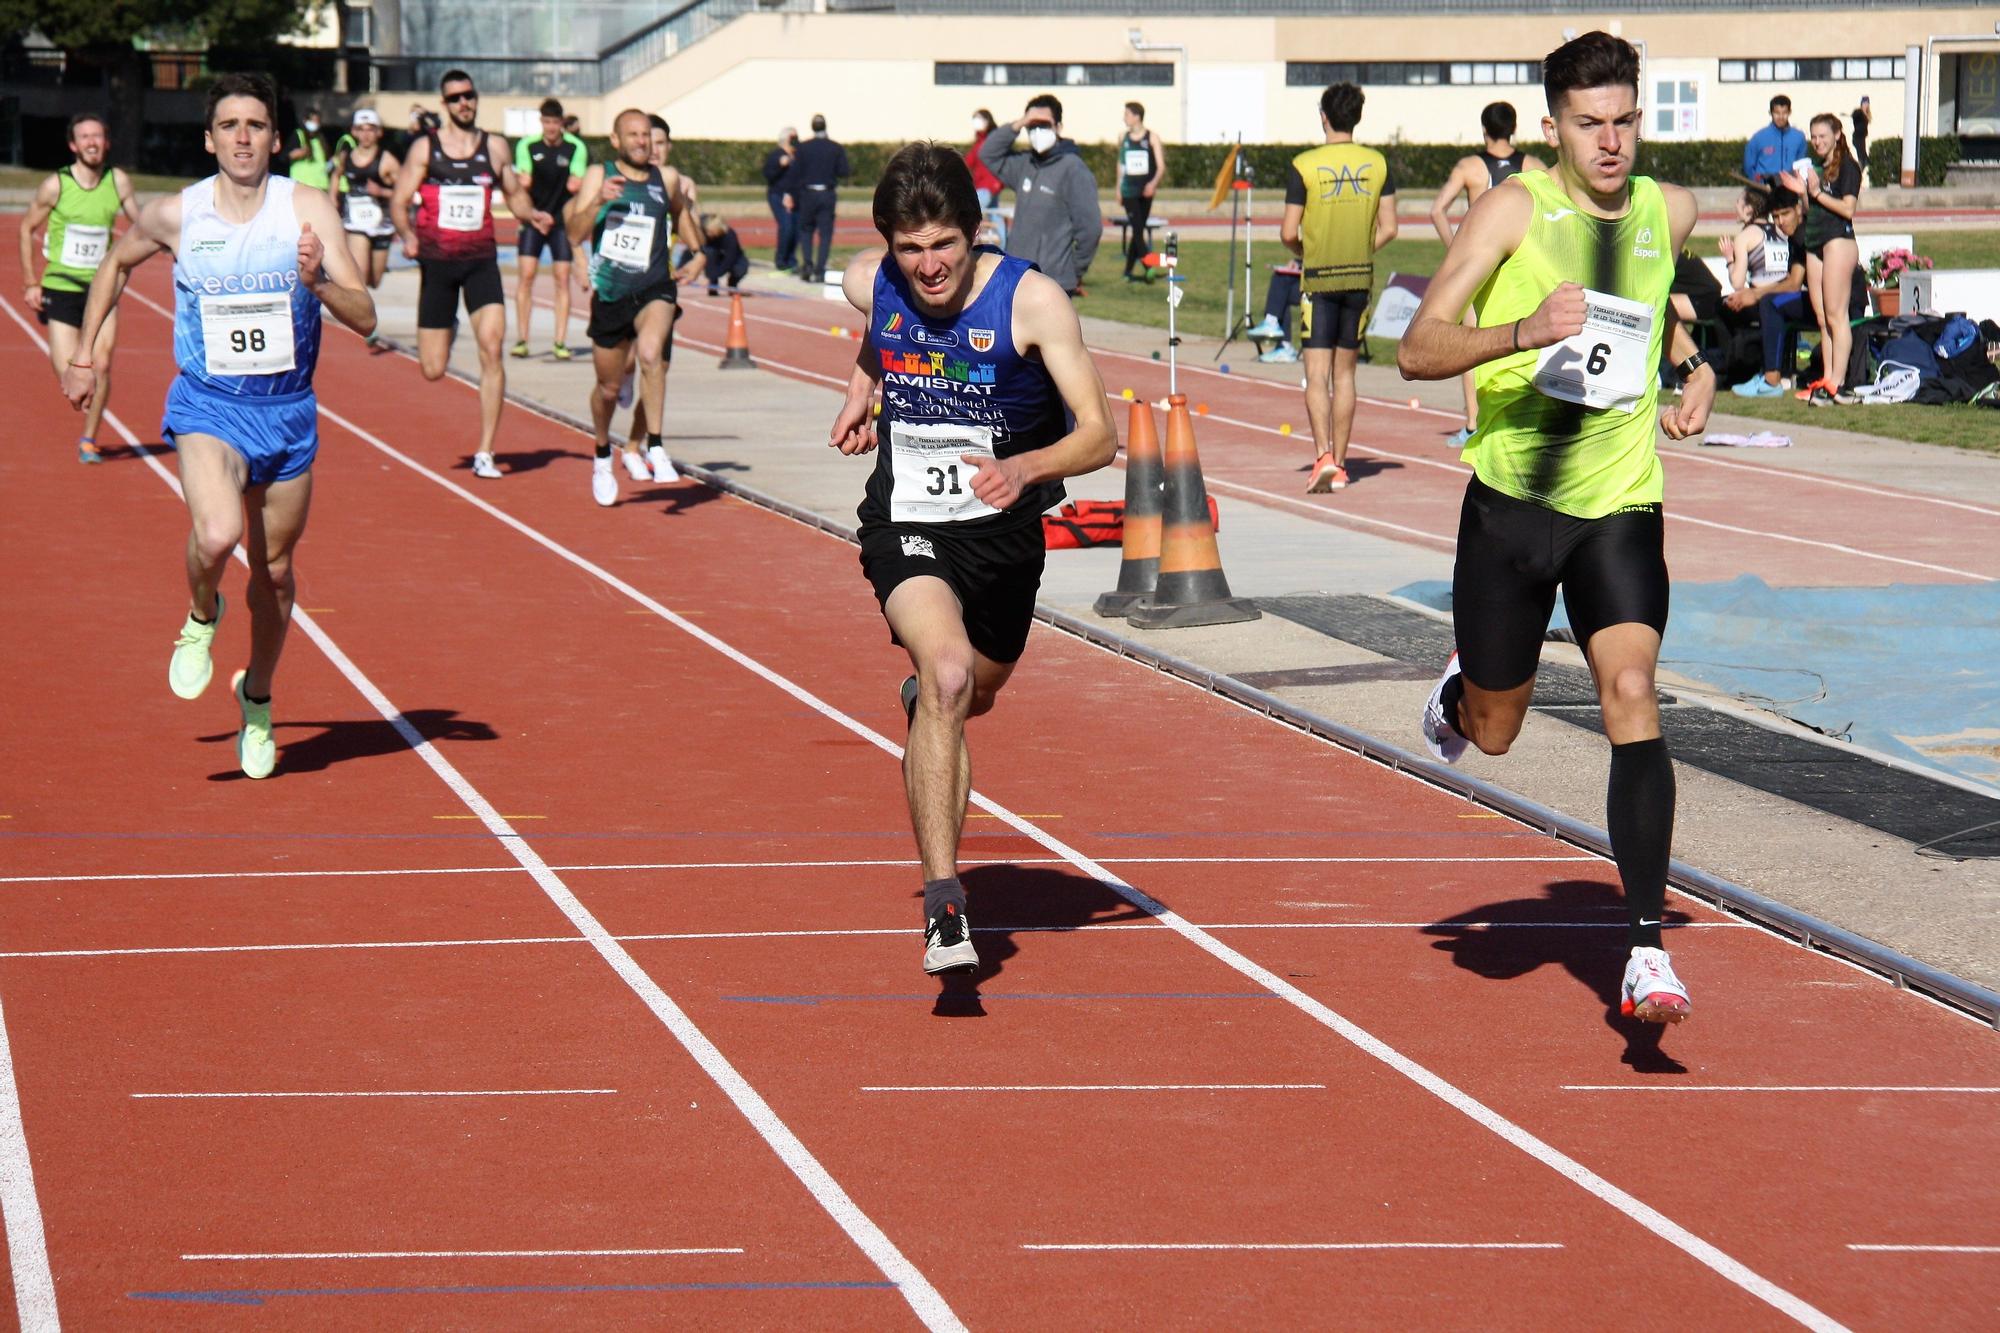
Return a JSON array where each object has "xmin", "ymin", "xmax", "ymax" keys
[{"xmin": 0, "ymin": 0, "xmax": 326, "ymax": 167}]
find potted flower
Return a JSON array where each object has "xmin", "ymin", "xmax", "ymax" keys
[{"xmin": 1865, "ymin": 247, "xmax": 1933, "ymax": 317}]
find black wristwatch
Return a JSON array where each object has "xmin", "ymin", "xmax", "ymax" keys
[{"xmin": 1675, "ymin": 349, "xmax": 1714, "ymax": 380}]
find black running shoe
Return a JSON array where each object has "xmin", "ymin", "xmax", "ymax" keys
[
  {"xmin": 923, "ymin": 902, "xmax": 979, "ymax": 975},
  {"xmin": 900, "ymin": 673, "xmax": 919, "ymax": 726}
]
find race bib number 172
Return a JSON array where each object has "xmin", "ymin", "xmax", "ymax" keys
[{"xmin": 1532, "ymin": 288, "xmax": 1654, "ymax": 412}]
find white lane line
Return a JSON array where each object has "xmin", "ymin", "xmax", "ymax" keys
[
  {"xmin": 133, "ymin": 1089, "xmax": 616, "ymax": 1100},
  {"xmin": 862, "ymin": 1084, "xmax": 1325, "ymax": 1093},
  {"xmin": 1847, "ymin": 1245, "xmax": 2000, "ymax": 1254},
  {"xmin": 1565, "ymin": 1085, "xmax": 2000, "ymax": 1094},
  {"xmin": 1023, "ymin": 1241, "xmax": 1563, "ymax": 1252},
  {"xmin": 309, "ymin": 383, "xmax": 1846, "ymax": 1333},
  {"xmin": 29, "ymin": 299, "xmax": 963, "ymax": 1333},
  {"xmin": 182, "ymin": 1247, "xmax": 741, "ymax": 1260},
  {"xmin": 0, "ymin": 854, "xmax": 1601, "ymax": 887}
]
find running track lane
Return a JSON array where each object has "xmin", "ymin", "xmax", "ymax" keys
[
  {"xmin": 661, "ymin": 287, "xmax": 2000, "ymax": 586},
  {"xmin": 4, "ymin": 266, "xmax": 1999, "ymax": 1327}
]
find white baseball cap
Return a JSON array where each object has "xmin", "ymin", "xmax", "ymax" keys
[{"xmin": 352, "ymin": 109, "xmax": 382, "ymax": 127}]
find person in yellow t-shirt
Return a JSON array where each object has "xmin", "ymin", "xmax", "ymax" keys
[
  {"xmin": 1397, "ymin": 31, "xmax": 1716, "ymax": 1029},
  {"xmin": 1280, "ymin": 83, "xmax": 1398, "ymax": 494}
]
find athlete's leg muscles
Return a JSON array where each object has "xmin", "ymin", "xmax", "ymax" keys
[
  {"xmin": 1456, "ymin": 675, "xmax": 1536, "ymax": 755},
  {"xmin": 416, "ymin": 327, "xmax": 453, "ymax": 381},
  {"xmin": 632, "ymin": 300, "xmax": 672, "ymax": 449},
  {"xmin": 1302, "ymin": 347, "xmax": 1333, "ymax": 457},
  {"xmin": 345, "ymin": 234, "xmax": 372, "ymax": 289},
  {"xmin": 589, "ymin": 339, "xmax": 626, "ymax": 451},
  {"xmin": 1802, "ymin": 252, "xmax": 1829, "ymax": 376},
  {"xmin": 513, "ymin": 253, "xmax": 540, "ymax": 345},
  {"xmin": 174, "ymin": 433, "xmax": 250, "ymax": 621},
  {"xmin": 43, "ymin": 318, "xmax": 76, "ymax": 386},
  {"xmin": 1586, "ymin": 620, "xmax": 1673, "ymax": 948},
  {"xmin": 884, "ymin": 575, "xmax": 977, "ymax": 882},
  {"xmin": 369, "ymin": 247, "xmax": 388, "ymax": 288},
  {"xmin": 1819, "ymin": 237, "xmax": 1857, "ymax": 391},
  {"xmin": 85, "ymin": 308, "xmax": 118, "ymax": 443},
  {"xmin": 1329, "ymin": 344, "xmax": 1359, "ymax": 466},
  {"xmin": 550, "ymin": 261, "xmax": 572, "ymax": 344},
  {"xmin": 967, "ymin": 652, "xmax": 1017, "ymax": 719},
  {"xmin": 239, "ymin": 470, "xmax": 314, "ymax": 700},
  {"xmin": 468, "ymin": 302, "xmax": 506, "ymax": 455},
  {"xmin": 625, "ymin": 339, "xmax": 647, "ymax": 446}
]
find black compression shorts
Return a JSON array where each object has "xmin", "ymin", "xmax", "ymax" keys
[
  {"xmin": 518, "ymin": 223, "xmax": 574, "ymax": 264},
  {"xmin": 1452, "ymin": 475, "xmax": 1669, "ymax": 691},
  {"xmin": 858, "ymin": 517, "xmax": 1046, "ymax": 665},
  {"xmin": 417, "ymin": 257, "xmax": 504, "ymax": 329},
  {"xmin": 1302, "ymin": 289, "xmax": 1369, "ymax": 351}
]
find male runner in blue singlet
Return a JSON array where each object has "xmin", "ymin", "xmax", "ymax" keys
[
  {"xmin": 830, "ymin": 143, "xmax": 1115, "ymax": 975},
  {"xmin": 62, "ymin": 73, "xmax": 377, "ymax": 779}
]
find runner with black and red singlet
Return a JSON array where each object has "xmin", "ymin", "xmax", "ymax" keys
[
  {"xmin": 388, "ymin": 68, "xmax": 550, "ymax": 479},
  {"xmin": 1398, "ymin": 32, "xmax": 1716, "ymax": 1027},
  {"xmin": 829, "ymin": 143, "xmax": 1115, "ymax": 976}
]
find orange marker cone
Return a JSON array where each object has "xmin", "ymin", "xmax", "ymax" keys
[
  {"xmin": 1093, "ymin": 398, "xmax": 1165, "ymax": 616},
  {"xmin": 718, "ymin": 291, "xmax": 756, "ymax": 370},
  {"xmin": 1127, "ymin": 394, "xmax": 1260, "ymax": 630}
]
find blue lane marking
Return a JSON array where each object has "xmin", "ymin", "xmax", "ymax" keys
[
  {"xmin": 725, "ymin": 991, "xmax": 1279, "ymax": 1006},
  {"xmin": 130, "ymin": 1280, "xmax": 896, "ymax": 1307}
]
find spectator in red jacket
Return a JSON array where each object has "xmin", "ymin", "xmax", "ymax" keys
[{"xmin": 966, "ymin": 108, "xmax": 1006, "ymax": 246}]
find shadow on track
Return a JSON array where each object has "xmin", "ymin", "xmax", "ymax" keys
[
  {"xmin": 927, "ymin": 863, "xmax": 1153, "ymax": 1018},
  {"xmin": 461, "ymin": 447, "xmax": 587, "ymax": 475},
  {"xmin": 1422, "ymin": 878, "xmax": 1692, "ymax": 1075},
  {"xmin": 201, "ymin": 709, "xmax": 499, "ymax": 780}
]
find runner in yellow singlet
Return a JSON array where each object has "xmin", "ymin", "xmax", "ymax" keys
[{"xmin": 1397, "ymin": 32, "xmax": 1715, "ymax": 1029}]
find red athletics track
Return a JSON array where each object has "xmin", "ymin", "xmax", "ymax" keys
[
  {"xmin": 657, "ymin": 286, "xmax": 2000, "ymax": 588},
  {"xmin": 1, "ymin": 252, "xmax": 1998, "ymax": 1328}
]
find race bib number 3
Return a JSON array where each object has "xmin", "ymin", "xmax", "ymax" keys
[
  {"xmin": 889, "ymin": 421, "xmax": 1000, "ymax": 524},
  {"xmin": 1532, "ymin": 288, "xmax": 1654, "ymax": 412},
  {"xmin": 344, "ymin": 194, "xmax": 384, "ymax": 233},
  {"xmin": 201, "ymin": 293, "xmax": 296, "ymax": 377},
  {"xmin": 56, "ymin": 224, "xmax": 109, "ymax": 271},
  {"xmin": 437, "ymin": 184, "xmax": 486, "ymax": 232},
  {"xmin": 600, "ymin": 211, "xmax": 657, "ymax": 270}
]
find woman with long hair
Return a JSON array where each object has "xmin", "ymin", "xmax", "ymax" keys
[{"xmin": 1782, "ymin": 114, "xmax": 1860, "ymax": 405}]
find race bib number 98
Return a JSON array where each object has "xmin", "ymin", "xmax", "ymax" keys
[
  {"xmin": 599, "ymin": 212, "xmax": 657, "ymax": 270},
  {"xmin": 889, "ymin": 421, "xmax": 1000, "ymax": 524},
  {"xmin": 1532, "ymin": 288, "xmax": 1654, "ymax": 412},
  {"xmin": 437, "ymin": 184, "xmax": 486, "ymax": 232},
  {"xmin": 200, "ymin": 293, "xmax": 296, "ymax": 377}
]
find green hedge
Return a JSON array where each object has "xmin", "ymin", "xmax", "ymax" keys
[{"xmin": 612, "ymin": 135, "xmax": 1967, "ymax": 191}]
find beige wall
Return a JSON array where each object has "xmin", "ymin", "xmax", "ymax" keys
[{"xmin": 374, "ymin": 9, "xmax": 1986, "ymax": 149}]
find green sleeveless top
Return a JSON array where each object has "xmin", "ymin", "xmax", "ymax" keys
[
  {"xmin": 1466, "ymin": 171, "xmax": 1675, "ymax": 519},
  {"xmin": 41, "ymin": 166, "xmax": 124, "ymax": 293}
]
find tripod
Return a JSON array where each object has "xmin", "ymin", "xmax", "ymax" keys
[{"xmin": 1215, "ymin": 142, "xmax": 1256, "ymax": 361}]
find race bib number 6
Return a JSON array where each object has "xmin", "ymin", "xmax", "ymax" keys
[
  {"xmin": 200, "ymin": 293, "xmax": 296, "ymax": 377},
  {"xmin": 437, "ymin": 184, "xmax": 486, "ymax": 232},
  {"xmin": 889, "ymin": 421, "xmax": 1000, "ymax": 524},
  {"xmin": 1532, "ymin": 288, "xmax": 1654, "ymax": 412}
]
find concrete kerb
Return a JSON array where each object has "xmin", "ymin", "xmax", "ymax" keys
[{"xmin": 388, "ymin": 325, "xmax": 1999, "ymax": 1029}]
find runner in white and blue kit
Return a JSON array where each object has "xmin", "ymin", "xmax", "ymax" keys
[
  {"xmin": 63, "ymin": 73, "xmax": 376, "ymax": 779},
  {"xmin": 830, "ymin": 142, "xmax": 1115, "ymax": 976}
]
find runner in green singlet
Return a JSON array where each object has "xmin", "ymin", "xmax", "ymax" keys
[
  {"xmin": 18, "ymin": 112, "xmax": 141, "ymax": 462},
  {"xmin": 1398, "ymin": 32, "xmax": 1715, "ymax": 1029}
]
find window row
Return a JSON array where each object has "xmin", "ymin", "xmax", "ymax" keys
[
  {"xmin": 1284, "ymin": 61, "xmax": 1540, "ymax": 88},
  {"xmin": 1720, "ymin": 57, "xmax": 1906, "ymax": 82},
  {"xmin": 935, "ymin": 62, "xmax": 1173, "ymax": 87}
]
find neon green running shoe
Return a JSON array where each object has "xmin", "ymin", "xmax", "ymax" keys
[
  {"xmin": 551, "ymin": 342, "xmax": 573, "ymax": 361},
  {"xmin": 168, "ymin": 595, "xmax": 224, "ymax": 700},
  {"xmin": 232, "ymin": 670, "xmax": 276, "ymax": 780}
]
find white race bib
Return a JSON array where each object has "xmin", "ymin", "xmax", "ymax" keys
[
  {"xmin": 889, "ymin": 421, "xmax": 1000, "ymax": 524},
  {"xmin": 599, "ymin": 211, "xmax": 657, "ymax": 270},
  {"xmin": 344, "ymin": 194, "xmax": 384, "ymax": 233},
  {"xmin": 200, "ymin": 293, "xmax": 296, "ymax": 377},
  {"xmin": 1123, "ymin": 149, "xmax": 1151, "ymax": 178},
  {"xmin": 1532, "ymin": 289, "xmax": 1654, "ymax": 412},
  {"xmin": 56, "ymin": 224, "xmax": 109, "ymax": 271},
  {"xmin": 437, "ymin": 184, "xmax": 486, "ymax": 232}
]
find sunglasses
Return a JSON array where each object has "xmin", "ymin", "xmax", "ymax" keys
[{"xmin": 443, "ymin": 90, "xmax": 478, "ymax": 104}]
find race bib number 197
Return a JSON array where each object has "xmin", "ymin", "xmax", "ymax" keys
[
  {"xmin": 56, "ymin": 224, "xmax": 109, "ymax": 271},
  {"xmin": 1532, "ymin": 288, "xmax": 1654, "ymax": 412},
  {"xmin": 889, "ymin": 421, "xmax": 1000, "ymax": 524}
]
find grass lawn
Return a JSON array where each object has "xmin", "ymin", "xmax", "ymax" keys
[{"xmin": 0, "ymin": 164, "xmax": 193, "ymax": 194}]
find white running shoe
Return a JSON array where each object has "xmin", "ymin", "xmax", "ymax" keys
[
  {"xmin": 168, "ymin": 594, "xmax": 225, "ymax": 700},
  {"xmin": 1421, "ymin": 653, "xmax": 1470, "ymax": 764},
  {"xmin": 922, "ymin": 903, "xmax": 979, "ymax": 976},
  {"xmin": 471, "ymin": 452, "xmax": 502, "ymax": 480},
  {"xmin": 646, "ymin": 443, "xmax": 678, "ymax": 483},
  {"xmin": 591, "ymin": 456, "xmax": 618, "ymax": 507},
  {"xmin": 1622, "ymin": 946, "xmax": 1692, "ymax": 1024},
  {"xmin": 619, "ymin": 448, "xmax": 650, "ymax": 482}
]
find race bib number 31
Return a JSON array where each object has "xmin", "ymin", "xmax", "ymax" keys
[
  {"xmin": 889, "ymin": 421, "xmax": 1000, "ymax": 524},
  {"xmin": 201, "ymin": 293, "xmax": 296, "ymax": 377},
  {"xmin": 1532, "ymin": 288, "xmax": 1654, "ymax": 412},
  {"xmin": 56, "ymin": 224, "xmax": 109, "ymax": 271},
  {"xmin": 600, "ymin": 212, "xmax": 657, "ymax": 270},
  {"xmin": 437, "ymin": 184, "xmax": 486, "ymax": 232}
]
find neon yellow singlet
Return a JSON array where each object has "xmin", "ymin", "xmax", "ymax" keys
[
  {"xmin": 1466, "ymin": 171, "xmax": 1674, "ymax": 519},
  {"xmin": 1290, "ymin": 142, "xmax": 1391, "ymax": 295},
  {"xmin": 41, "ymin": 166, "xmax": 123, "ymax": 294}
]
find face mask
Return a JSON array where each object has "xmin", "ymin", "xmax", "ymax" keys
[
  {"xmin": 1027, "ymin": 126, "xmax": 1057, "ymax": 154},
  {"xmin": 972, "ymin": 118, "xmax": 988, "ymax": 134},
  {"xmin": 304, "ymin": 119, "xmax": 319, "ymax": 131}
]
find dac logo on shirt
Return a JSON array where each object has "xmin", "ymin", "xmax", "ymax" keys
[
  {"xmin": 968, "ymin": 328, "xmax": 996, "ymax": 353},
  {"xmin": 910, "ymin": 326, "xmax": 959, "ymax": 349}
]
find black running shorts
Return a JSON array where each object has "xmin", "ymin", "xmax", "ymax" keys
[
  {"xmin": 1453, "ymin": 475, "xmax": 1669, "ymax": 692},
  {"xmin": 417, "ymin": 257, "xmax": 504, "ymax": 329},
  {"xmin": 588, "ymin": 280, "xmax": 678, "ymax": 350},
  {"xmin": 858, "ymin": 517, "xmax": 1046, "ymax": 665},
  {"xmin": 37, "ymin": 287, "xmax": 86, "ymax": 328},
  {"xmin": 518, "ymin": 222, "xmax": 574, "ymax": 264},
  {"xmin": 1301, "ymin": 289, "xmax": 1369, "ymax": 351}
]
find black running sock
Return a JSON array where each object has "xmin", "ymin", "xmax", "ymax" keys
[
  {"xmin": 646, "ymin": 432, "xmax": 662, "ymax": 451},
  {"xmin": 246, "ymin": 692, "xmax": 271, "ymax": 706},
  {"xmin": 923, "ymin": 876, "xmax": 966, "ymax": 925},
  {"xmin": 1439, "ymin": 673, "xmax": 1467, "ymax": 735},
  {"xmin": 1607, "ymin": 737, "xmax": 1675, "ymax": 950},
  {"xmin": 593, "ymin": 442, "xmax": 611, "ymax": 459},
  {"xmin": 189, "ymin": 610, "xmax": 214, "ymax": 626}
]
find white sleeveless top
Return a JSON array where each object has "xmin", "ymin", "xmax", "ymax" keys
[{"xmin": 172, "ymin": 175, "xmax": 321, "ymax": 398}]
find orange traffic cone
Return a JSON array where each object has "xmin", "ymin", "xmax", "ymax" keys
[
  {"xmin": 1126, "ymin": 394, "xmax": 1260, "ymax": 629},
  {"xmin": 1093, "ymin": 399, "xmax": 1164, "ymax": 616},
  {"xmin": 718, "ymin": 291, "xmax": 755, "ymax": 369}
]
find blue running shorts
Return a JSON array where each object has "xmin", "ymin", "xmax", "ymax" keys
[{"xmin": 161, "ymin": 377, "xmax": 319, "ymax": 487}]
